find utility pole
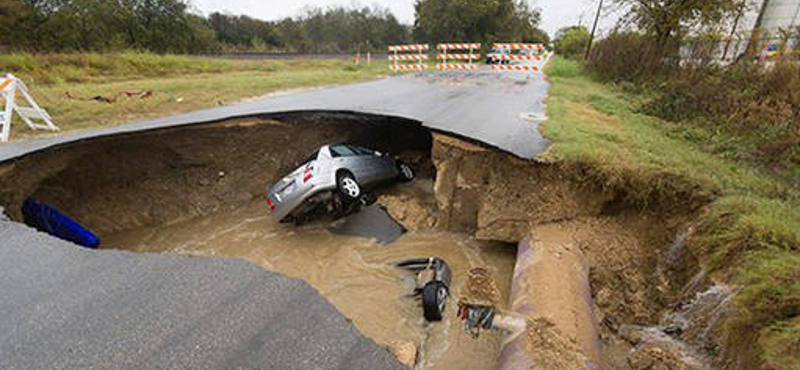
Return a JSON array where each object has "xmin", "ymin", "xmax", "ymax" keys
[
  {"xmin": 722, "ymin": 3, "xmax": 745, "ymax": 61},
  {"xmin": 585, "ymin": 0, "xmax": 604, "ymax": 60}
]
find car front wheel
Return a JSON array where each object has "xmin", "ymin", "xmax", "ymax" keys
[
  {"xmin": 398, "ymin": 162, "xmax": 415, "ymax": 182},
  {"xmin": 337, "ymin": 173, "xmax": 361, "ymax": 200},
  {"xmin": 422, "ymin": 282, "xmax": 447, "ymax": 321}
]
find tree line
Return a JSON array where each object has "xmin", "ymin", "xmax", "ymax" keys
[
  {"xmin": 0, "ymin": 0, "xmax": 549, "ymax": 53},
  {"xmin": 0, "ymin": 0, "xmax": 411, "ymax": 53}
]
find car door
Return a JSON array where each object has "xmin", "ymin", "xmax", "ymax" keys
[
  {"xmin": 349, "ymin": 145, "xmax": 387, "ymax": 184},
  {"xmin": 368, "ymin": 147, "xmax": 397, "ymax": 181},
  {"xmin": 329, "ymin": 144, "xmax": 368, "ymax": 182}
]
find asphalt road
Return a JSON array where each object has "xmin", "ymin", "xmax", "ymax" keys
[
  {"xmin": 0, "ymin": 220, "xmax": 405, "ymax": 370},
  {"xmin": 0, "ymin": 67, "xmax": 550, "ymax": 162}
]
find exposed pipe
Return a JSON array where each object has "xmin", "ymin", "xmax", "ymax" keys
[{"xmin": 498, "ymin": 233, "xmax": 602, "ymax": 370}]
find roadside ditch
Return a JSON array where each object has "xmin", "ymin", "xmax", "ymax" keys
[{"xmin": 0, "ymin": 113, "xmax": 733, "ymax": 370}]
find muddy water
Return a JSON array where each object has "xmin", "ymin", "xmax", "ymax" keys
[{"xmin": 104, "ymin": 201, "xmax": 516, "ymax": 370}]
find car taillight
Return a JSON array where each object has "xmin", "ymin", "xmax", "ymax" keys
[{"xmin": 267, "ymin": 197, "xmax": 275, "ymax": 211}]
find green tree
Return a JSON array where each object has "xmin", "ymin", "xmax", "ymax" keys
[
  {"xmin": 0, "ymin": 0, "xmax": 35, "ymax": 48},
  {"xmin": 554, "ymin": 26, "xmax": 589, "ymax": 58},
  {"xmin": 413, "ymin": 0, "xmax": 541, "ymax": 47},
  {"xmin": 528, "ymin": 28, "xmax": 550, "ymax": 45},
  {"xmin": 612, "ymin": 0, "xmax": 740, "ymax": 56}
]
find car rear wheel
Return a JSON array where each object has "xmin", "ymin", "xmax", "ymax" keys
[
  {"xmin": 398, "ymin": 162, "xmax": 415, "ymax": 182},
  {"xmin": 337, "ymin": 172, "xmax": 361, "ymax": 200},
  {"xmin": 422, "ymin": 282, "xmax": 447, "ymax": 321}
]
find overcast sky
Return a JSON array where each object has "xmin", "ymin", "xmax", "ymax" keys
[{"xmin": 189, "ymin": 0, "xmax": 623, "ymax": 37}]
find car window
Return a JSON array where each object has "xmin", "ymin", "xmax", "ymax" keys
[
  {"xmin": 330, "ymin": 145, "xmax": 358, "ymax": 157},
  {"xmin": 348, "ymin": 145, "xmax": 375, "ymax": 156}
]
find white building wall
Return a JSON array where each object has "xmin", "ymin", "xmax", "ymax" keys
[
  {"xmin": 759, "ymin": 0, "xmax": 800, "ymax": 31},
  {"xmin": 711, "ymin": 0, "xmax": 800, "ymax": 61}
]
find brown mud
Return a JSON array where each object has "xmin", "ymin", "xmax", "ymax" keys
[{"xmin": 102, "ymin": 200, "xmax": 517, "ymax": 370}]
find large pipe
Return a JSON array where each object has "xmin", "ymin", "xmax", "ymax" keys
[{"xmin": 499, "ymin": 225, "xmax": 602, "ymax": 370}]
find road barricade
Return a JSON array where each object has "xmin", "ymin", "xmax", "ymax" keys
[
  {"xmin": 489, "ymin": 43, "xmax": 549, "ymax": 73},
  {"xmin": 388, "ymin": 44, "xmax": 429, "ymax": 73},
  {"xmin": 437, "ymin": 43, "xmax": 480, "ymax": 70},
  {"xmin": 1, "ymin": 73, "xmax": 59, "ymax": 142}
]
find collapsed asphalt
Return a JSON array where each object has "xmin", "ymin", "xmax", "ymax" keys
[
  {"xmin": 329, "ymin": 204, "xmax": 406, "ymax": 244},
  {"xmin": 0, "ymin": 220, "xmax": 405, "ymax": 370},
  {"xmin": 0, "ymin": 68, "xmax": 550, "ymax": 163}
]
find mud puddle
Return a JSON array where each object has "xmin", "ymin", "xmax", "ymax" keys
[{"xmin": 103, "ymin": 200, "xmax": 516, "ymax": 370}]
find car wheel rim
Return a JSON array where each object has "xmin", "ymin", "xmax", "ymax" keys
[
  {"xmin": 401, "ymin": 165, "xmax": 413, "ymax": 179},
  {"xmin": 342, "ymin": 178, "xmax": 360, "ymax": 198},
  {"xmin": 437, "ymin": 287, "xmax": 447, "ymax": 312}
]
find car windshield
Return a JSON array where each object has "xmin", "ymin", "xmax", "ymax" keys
[{"xmin": 330, "ymin": 145, "xmax": 358, "ymax": 157}]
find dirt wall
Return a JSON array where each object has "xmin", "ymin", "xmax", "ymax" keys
[
  {"xmin": 431, "ymin": 134, "xmax": 612, "ymax": 242},
  {"xmin": 428, "ymin": 133, "xmax": 720, "ymax": 370}
]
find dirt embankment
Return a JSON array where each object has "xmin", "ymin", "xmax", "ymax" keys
[
  {"xmin": 428, "ymin": 134, "xmax": 719, "ymax": 370},
  {"xmin": 0, "ymin": 114, "xmax": 432, "ymax": 234}
]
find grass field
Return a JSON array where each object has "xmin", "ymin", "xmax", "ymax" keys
[
  {"xmin": 544, "ymin": 57, "xmax": 799, "ymax": 369},
  {"xmin": 0, "ymin": 52, "xmax": 388, "ymax": 139}
]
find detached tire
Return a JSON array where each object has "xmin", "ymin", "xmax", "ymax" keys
[
  {"xmin": 422, "ymin": 282, "xmax": 447, "ymax": 321},
  {"xmin": 337, "ymin": 172, "xmax": 361, "ymax": 200},
  {"xmin": 397, "ymin": 162, "xmax": 415, "ymax": 182}
]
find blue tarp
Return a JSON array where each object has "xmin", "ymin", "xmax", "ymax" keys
[{"xmin": 22, "ymin": 198, "xmax": 100, "ymax": 249}]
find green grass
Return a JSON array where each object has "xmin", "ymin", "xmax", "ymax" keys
[
  {"xmin": 544, "ymin": 57, "xmax": 800, "ymax": 369},
  {"xmin": 543, "ymin": 58, "xmax": 786, "ymax": 204},
  {"xmin": 0, "ymin": 52, "xmax": 388, "ymax": 138}
]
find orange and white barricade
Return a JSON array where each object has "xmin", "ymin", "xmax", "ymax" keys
[
  {"xmin": 388, "ymin": 44, "xmax": 429, "ymax": 73},
  {"xmin": 1, "ymin": 73, "xmax": 59, "ymax": 142},
  {"xmin": 437, "ymin": 43, "xmax": 480, "ymax": 70},
  {"xmin": 489, "ymin": 43, "xmax": 549, "ymax": 73}
]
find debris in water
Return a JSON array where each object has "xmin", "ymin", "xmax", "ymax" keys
[
  {"xmin": 396, "ymin": 257, "xmax": 452, "ymax": 321},
  {"xmin": 329, "ymin": 204, "xmax": 405, "ymax": 244},
  {"xmin": 378, "ymin": 192, "xmax": 436, "ymax": 230}
]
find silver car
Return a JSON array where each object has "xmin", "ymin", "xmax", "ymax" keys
[{"xmin": 266, "ymin": 144, "xmax": 415, "ymax": 223}]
